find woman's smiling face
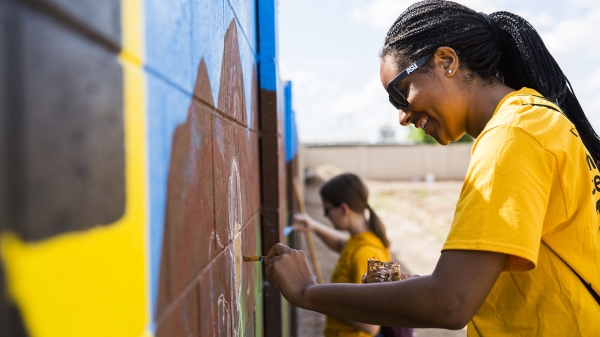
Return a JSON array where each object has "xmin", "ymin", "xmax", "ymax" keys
[{"xmin": 379, "ymin": 49, "xmax": 469, "ymax": 145}]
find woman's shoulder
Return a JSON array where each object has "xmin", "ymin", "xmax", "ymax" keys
[
  {"xmin": 347, "ymin": 232, "xmax": 389, "ymax": 259},
  {"xmin": 489, "ymin": 88, "xmax": 568, "ymax": 129},
  {"xmin": 477, "ymin": 88, "xmax": 576, "ymax": 154},
  {"xmin": 350, "ymin": 231, "xmax": 385, "ymax": 246}
]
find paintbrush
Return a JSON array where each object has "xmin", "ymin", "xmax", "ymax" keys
[{"xmin": 243, "ymin": 255, "xmax": 266, "ymax": 262}]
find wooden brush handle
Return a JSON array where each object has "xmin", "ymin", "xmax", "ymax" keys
[
  {"xmin": 293, "ymin": 179, "xmax": 324, "ymax": 284},
  {"xmin": 304, "ymin": 231, "xmax": 324, "ymax": 284}
]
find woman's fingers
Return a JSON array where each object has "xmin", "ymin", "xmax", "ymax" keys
[
  {"xmin": 263, "ymin": 245, "xmax": 317, "ymax": 308},
  {"xmin": 400, "ymin": 272, "xmax": 419, "ymax": 280},
  {"xmin": 265, "ymin": 255, "xmax": 282, "ymax": 288},
  {"xmin": 361, "ymin": 271, "xmax": 420, "ymax": 283},
  {"xmin": 292, "ymin": 223, "xmax": 308, "ymax": 232},
  {"xmin": 293, "ymin": 213, "xmax": 315, "ymax": 230},
  {"xmin": 292, "ymin": 214, "xmax": 312, "ymax": 231},
  {"xmin": 293, "ymin": 213, "xmax": 307, "ymax": 222},
  {"xmin": 292, "ymin": 214, "xmax": 306, "ymax": 225},
  {"xmin": 265, "ymin": 243, "xmax": 293, "ymax": 262}
]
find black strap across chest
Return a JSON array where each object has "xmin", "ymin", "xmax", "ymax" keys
[{"xmin": 543, "ymin": 241, "xmax": 600, "ymax": 305}]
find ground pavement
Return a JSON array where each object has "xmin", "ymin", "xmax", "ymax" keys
[{"xmin": 296, "ymin": 180, "xmax": 466, "ymax": 337}]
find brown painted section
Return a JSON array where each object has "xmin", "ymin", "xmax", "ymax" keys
[
  {"xmin": 155, "ymin": 61, "xmax": 218, "ymax": 318},
  {"xmin": 193, "ymin": 59, "xmax": 215, "ymax": 108},
  {"xmin": 157, "ymin": 19, "xmax": 266, "ymax": 336},
  {"xmin": 259, "ymin": 81, "xmax": 288, "ymax": 337},
  {"xmin": 160, "ymin": 97, "xmax": 215, "ymax": 310},
  {"xmin": 218, "ymin": 20, "xmax": 246, "ymax": 126},
  {"xmin": 263, "ymin": 286, "xmax": 283, "ymax": 337},
  {"xmin": 156, "ymin": 59, "xmax": 216, "ymax": 316},
  {"xmin": 198, "ymin": 269, "xmax": 216, "ymax": 336},
  {"xmin": 286, "ymin": 155, "xmax": 300, "ymax": 337},
  {"xmin": 155, "ymin": 285, "xmax": 199, "ymax": 337},
  {"xmin": 212, "ymin": 114, "xmax": 239, "ymax": 245}
]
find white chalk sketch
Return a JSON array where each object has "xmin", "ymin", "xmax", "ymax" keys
[
  {"xmin": 217, "ymin": 293, "xmax": 231, "ymax": 336},
  {"xmin": 228, "ymin": 158, "xmax": 243, "ymax": 239},
  {"xmin": 227, "ymin": 158, "xmax": 244, "ymax": 336}
]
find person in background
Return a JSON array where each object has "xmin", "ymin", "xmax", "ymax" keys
[
  {"xmin": 265, "ymin": 1, "xmax": 600, "ymax": 336},
  {"xmin": 294, "ymin": 173, "xmax": 413, "ymax": 337}
]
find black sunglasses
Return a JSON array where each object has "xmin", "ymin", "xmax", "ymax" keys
[{"xmin": 386, "ymin": 53, "xmax": 433, "ymax": 109}]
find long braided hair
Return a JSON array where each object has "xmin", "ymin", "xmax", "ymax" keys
[
  {"xmin": 382, "ymin": 0, "xmax": 600, "ymax": 161},
  {"xmin": 320, "ymin": 173, "xmax": 390, "ymax": 248}
]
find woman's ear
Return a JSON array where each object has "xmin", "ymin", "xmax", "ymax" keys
[
  {"xmin": 340, "ymin": 202, "xmax": 349, "ymax": 216},
  {"xmin": 434, "ymin": 46, "xmax": 459, "ymax": 77}
]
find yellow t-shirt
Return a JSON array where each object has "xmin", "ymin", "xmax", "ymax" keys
[
  {"xmin": 443, "ymin": 88, "xmax": 600, "ymax": 336},
  {"xmin": 324, "ymin": 231, "xmax": 390, "ymax": 337}
]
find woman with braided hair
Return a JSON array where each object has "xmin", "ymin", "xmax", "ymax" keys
[{"xmin": 266, "ymin": 1, "xmax": 600, "ymax": 335}]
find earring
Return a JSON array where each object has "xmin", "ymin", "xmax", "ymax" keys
[{"xmin": 448, "ymin": 69, "xmax": 452, "ymax": 74}]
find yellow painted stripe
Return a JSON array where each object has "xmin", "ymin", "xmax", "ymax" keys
[{"xmin": 121, "ymin": 0, "xmax": 144, "ymax": 66}]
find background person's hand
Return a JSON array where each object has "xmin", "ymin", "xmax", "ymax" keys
[
  {"xmin": 292, "ymin": 213, "xmax": 316, "ymax": 233},
  {"xmin": 362, "ymin": 271, "xmax": 419, "ymax": 283},
  {"xmin": 265, "ymin": 243, "xmax": 317, "ymax": 308}
]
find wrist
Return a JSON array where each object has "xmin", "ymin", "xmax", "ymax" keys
[{"xmin": 298, "ymin": 282, "xmax": 319, "ymax": 310}]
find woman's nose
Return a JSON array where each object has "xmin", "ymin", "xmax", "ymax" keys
[{"xmin": 398, "ymin": 108, "xmax": 412, "ymax": 126}]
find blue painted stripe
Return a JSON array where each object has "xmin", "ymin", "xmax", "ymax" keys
[
  {"xmin": 284, "ymin": 81, "xmax": 298, "ymax": 162},
  {"xmin": 257, "ymin": 0, "xmax": 277, "ymax": 91}
]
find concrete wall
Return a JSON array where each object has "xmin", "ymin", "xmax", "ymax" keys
[
  {"xmin": 302, "ymin": 144, "xmax": 473, "ymax": 181},
  {"xmin": 0, "ymin": 1, "xmax": 293, "ymax": 337}
]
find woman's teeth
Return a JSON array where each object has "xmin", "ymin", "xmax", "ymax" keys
[{"xmin": 419, "ymin": 117, "xmax": 428, "ymax": 130}]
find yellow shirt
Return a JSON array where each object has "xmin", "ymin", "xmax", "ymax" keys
[
  {"xmin": 443, "ymin": 88, "xmax": 600, "ymax": 336},
  {"xmin": 324, "ymin": 231, "xmax": 390, "ymax": 337}
]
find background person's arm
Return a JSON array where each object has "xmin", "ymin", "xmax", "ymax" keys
[
  {"xmin": 265, "ymin": 244, "xmax": 508, "ymax": 329},
  {"xmin": 293, "ymin": 213, "xmax": 347, "ymax": 252}
]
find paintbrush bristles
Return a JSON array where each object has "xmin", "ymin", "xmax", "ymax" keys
[{"xmin": 243, "ymin": 255, "xmax": 265, "ymax": 262}]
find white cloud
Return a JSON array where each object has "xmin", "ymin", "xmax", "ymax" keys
[
  {"xmin": 282, "ymin": 69, "xmax": 339, "ymax": 96},
  {"xmin": 293, "ymin": 72, "xmax": 408, "ymax": 144},
  {"xmin": 541, "ymin": 9, "xmax": 600, "ymax": 59},
  {"xmin": 350, "ymin": 0, "xmax": 512, "ymax": 30},
  {"xmin": 330, "ymin": 74, "xmax": 387, "ymax": 116},
  {"xmin": 518, "ymin": 11, "xmax": 554, "ymax": 29},
  {"xmin": 350, "ymin": 0, "xmax": 413, "ymax": 30},
  {"xmin": 576, "ymin": 67, "xmax": 600, "ymax": 129}
]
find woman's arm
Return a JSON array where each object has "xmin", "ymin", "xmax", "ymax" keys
[
  {"xmin": 293, "ymin": 213, "xmax": 347, "ymax": 253},
  {"xmin": 265, "ymin": 244, "xmax": 508, "ymax": 329}
]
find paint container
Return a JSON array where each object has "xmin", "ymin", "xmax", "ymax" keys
[{"xmin": 366, "ymin": 257, "xmax": 401, "ymax": 283}]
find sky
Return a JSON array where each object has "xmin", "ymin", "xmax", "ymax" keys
[{"xmin": 278, "ymin": 0, "xmax": 600, "ymax": 144}]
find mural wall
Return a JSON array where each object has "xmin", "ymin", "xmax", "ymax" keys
[{"xmin": 0, "ymin": 0, "xmax": 294, "ymax": 336}]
